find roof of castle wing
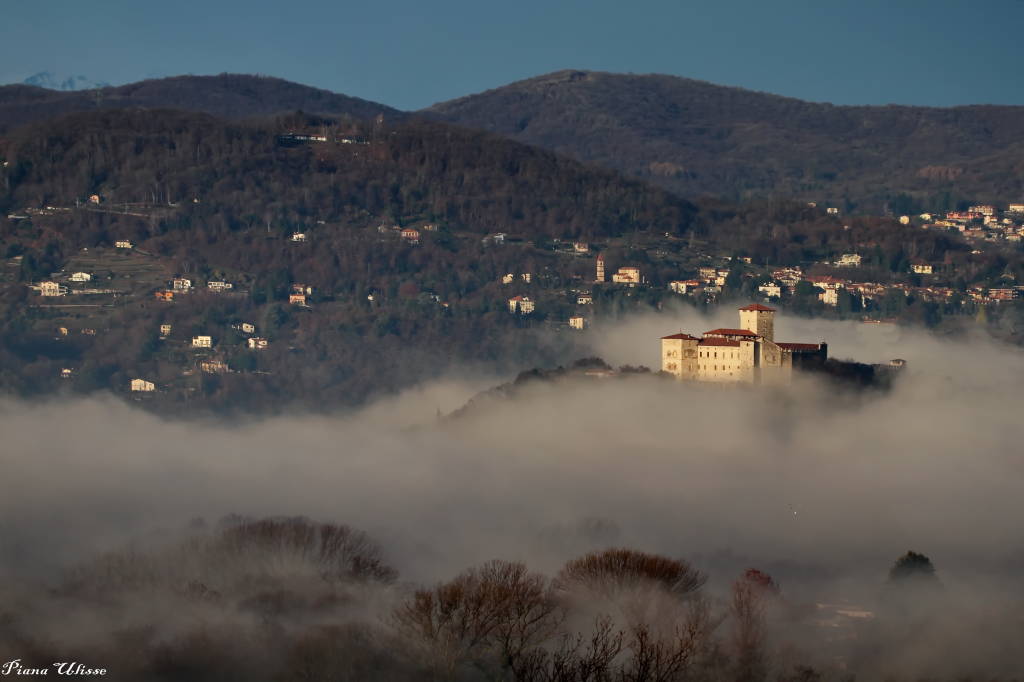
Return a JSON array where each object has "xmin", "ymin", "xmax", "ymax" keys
[
  {"xmin": 699, "ymin": 338, "xmax": 741, "ymax": 347},
  {"xmin": 704, "ymin": 328, "xmax": 758, "ymax": 337},
  {"xmin": 661, "ymin": 333, "xmax": 699, "ymax": 340},
  {"xmin": 738, "ymin": 304, "xmax": 776, "ymax": 312}
]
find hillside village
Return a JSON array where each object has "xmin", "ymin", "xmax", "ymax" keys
[
  {"xmin": 2, "ymin": 112, "xmax": 1024, "ymax": 411},
  {"xmin": 5, "ymin": 195, "xmax": 1022, "ymax": 404}
]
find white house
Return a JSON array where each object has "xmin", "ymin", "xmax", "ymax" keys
[
  {"xmin": 569, "ymin": 315, "xmax": 586, "ymax": 330},
  {"xmin": 240, "ymin": 322, "xmax": 256, "ymax": 334},
  {"xmin": 669, "ymin": 280, "xmax": 702, "ymax": 295},
  {"xmin": 130, "ymin": 378, "xmax": 155, "ymax": 392},
  {"xmin": 508, "ymin": 295, "xmax": 535, "ymax": 314},
  {"xmin": 207, "ymin": 281, "xmax": 233, "ymax": 291},
  {"xmin": 611, "ymin": 266, "xmax": 642, "ymax": 285},
  {"xmin": 159, "ymin": 324, "xmax": 172, "ymax": 337},
  {"xmin": 835, "ymin": 253, "xmax": 862, "ymax": 268},
  {"xmin": 172, "ymin": 278, "xmax": 192, "ymax": 291},
  {"xmin": 39, "ymin": 281, "xmax": 67, "ymax": 297},
  {"xmin": 501, "ymin": 273, "xmax": 515, "ymax": 284},
  {"xmin": 577, "ymin": 293, "xmax": 593, "ymax": 305},
  {"xmin": 911, "ymin": 263, "xmax": 934, "ymax": 275},
  {"xmin": 758, "ymin": 282, "xmax": 782, "ymax": 298},
  {"xmin": 290, "ymin": 232, "xmax": 307, "ymax": 242},
  {"xmin": 192, "ymin": 335, "xmax": 213, "ymax": 348},
  {"xmin": 69, "ymin": 272, "xmax": 92, "ymax": 282},
  {"xmin": 115, "ymin": 240, "xmax": 133, "ymax": 249},
  {"xmin": 826, "ymin": 207, "xmax": 839, "ymax": 215},
  {"xmin": 200, "ymin": 360, "xmax": 229, "ymax": 374},
  {"xmin": 818, "ymin": 288, "xmax": 840, "ymax": 306},
  {"xmin": 248, "ymin": 337, "xmax": 269, "ymax": 350}
]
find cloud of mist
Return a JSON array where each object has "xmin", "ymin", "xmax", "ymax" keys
[{"xmin": 2, "ymin": 310, "xmax": 1024, "ymax": 675}]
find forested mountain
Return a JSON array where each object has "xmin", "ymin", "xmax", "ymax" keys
[
  {"xmin": 425, "ymin": 70, "xmax": 1024, "ymax": 212},
  {"xmin": 0, "ymin": 74, "xmax": 399, "ymax": 132},
  {"xmin": 0, "ymin": 108, "xmax": 699, "ymax": 411},
  {"xmin": 0, "ymin": 102, "xmax": 1015, "ymax": 412}
]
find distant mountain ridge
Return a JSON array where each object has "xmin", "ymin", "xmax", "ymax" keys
[
  {"xmin": 22, "ymin": 71, "xmax": 110, "ymax": 91},
  {"xmin": 424, "ymin": 69, "xmax": 1024, "ymax": 212},
  {"xmin": 3, "ymin": 70, "xmax": 1024, "ymax": 212},
  {"xmin": 0, "ymin": 74, "xmax": 399, "ymax": 132}
]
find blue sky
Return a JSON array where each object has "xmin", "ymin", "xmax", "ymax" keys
[{"xmin": 2, "ymin": 0, "xmax": 1022, "ymax": 110}]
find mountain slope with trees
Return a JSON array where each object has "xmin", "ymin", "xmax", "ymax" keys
[
  {"xmin": 0, "ymin": 74, "xmax": 399, "ymax": 133},
  {"xmin": 425, "ymin": 69, "xmax": 1024, "ymax": 212}
]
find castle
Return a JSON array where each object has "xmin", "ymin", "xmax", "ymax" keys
[{"xmin": 661, "ymin": 304, "xmax": 827, "ymax": 383}]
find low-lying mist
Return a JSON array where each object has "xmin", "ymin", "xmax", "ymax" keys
[{"xmin": 2, "ymin": 309, "xmax": 1022, "ymax": 679}]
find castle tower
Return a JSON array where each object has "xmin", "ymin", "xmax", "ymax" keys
[
  {"xmin": 595, "ymin": 254, "xmax": 605, "ymax": 283},
  {"xmin": 738, "ymin": 304, "xmax": 775, "ymax": 342}
]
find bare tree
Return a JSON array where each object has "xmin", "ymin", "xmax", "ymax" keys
[
  {"xmin": 554, "ymin": 549, "xmax": 706, "ymax": 601},
  {"xmin": 730, "ymin": 571, "xmax": 770, "ymax": 682},
  {"xmin": 393, "ymin": 559, "xmax": 564, "ymax": 679}
]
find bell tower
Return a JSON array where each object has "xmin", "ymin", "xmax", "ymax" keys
[
  {"xmin": 739, "ymin": 304, "xmax": 775, "ymax": 342},
  {"xmin": 595, "ymin": 253, "xmax": 605, "ymax": 283}
]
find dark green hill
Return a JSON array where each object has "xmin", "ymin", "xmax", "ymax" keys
[
  {"xmin": 0, "ymin": 74, "xmax": 399, "ymax": 132},
  {"xmin": 424, "ymin": 70, "xmax": 1024, "ymax": 212}
]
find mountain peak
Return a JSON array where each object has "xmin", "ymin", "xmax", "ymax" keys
[{"xmin": 22, "ymin": 71, "xmax": 110, "ymax": 91}]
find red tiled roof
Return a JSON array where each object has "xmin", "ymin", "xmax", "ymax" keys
[
  {"xmin": 704, "ymin": 328, "xmax": 758, "ymax": 337},
  {"xmin": 699, "ymin": 338, "xmax": 741, "ymax": 347},
  {"xmin": 661, "ymin": 333, "xmax": 698, "ymax": 340},
  {"xmin": 777, "ymin": 342, "xmax": 822, "ymax": 352},
  {"xmin": 738, "ymin": 303, "xmax": 776, "ymax": 312}
]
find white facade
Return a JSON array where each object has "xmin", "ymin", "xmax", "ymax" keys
[
  {"xmin": 611, "ymin": 266, "xmax": 641, "ymax": 285},
  {"xmin": 159, "ymin": 324, "xmax": 172, "ymax": 337},
  {"xmin": 835, "ymin": 253, "xmax": 862, "ymax": 267},
  {"xmin": 569, "ymin": 316, "xmax": 586, "ymax": 330},
  {"xmin": 911, "ymin": 263, "xmax": 934, "ymax": 274},
  {"xmin": 39, "ymin": 281, "xmax": 67, "ymax": 297},
  {"xmin": 248, "ymin": 337, "xmax": 268, "ymax": 349},
  {"xmin": 115, "ymin": 240, "xmax": 133, "ymax": 249},
  {"xmin": 207, "ymin": 281, "xmax": 233, "ymax": 291},
  {"xmin": 501, "ymin": 273, "xmax": 515, "ymax": 284},
  {"xmin": 758, "ymin": 283, "xmax": 782, "ymax": 298},
  {"xmin": 508, "ymin": 296, "xmax": 535, "ymax": 314},
  {"xmin": 172, "ymin": 278, "xmax": 192, "ymax": 291},
  {"xmin": 290, "ymin": 232, "xmax": 307, "ymax": 242},
  {"xmin": 240, "ymin": 322, "xmax": 256, "ymax": 334},
  {"xmin": 69, "ymin": 272, "xmax": 92, "ymax": 282},
  {"xmin": 130, "ymin": 378, "xmax": 155, "ymax": 392},
  {"xmin": 192, "ymin": 335, "xmax": 213, "ymax": 348}
]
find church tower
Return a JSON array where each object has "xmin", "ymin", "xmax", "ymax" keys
[
  {"xmin": 739, "ymin": 304, "xmax": 775, "ymax": 342},
  {"xmin": 595, "ymin": 253, "xmax": 605, "ymax": 283}
]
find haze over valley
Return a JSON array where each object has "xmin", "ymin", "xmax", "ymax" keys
[{"xmin": 3, "ymin": 3, "xmax": 1024, "ymax": 677}]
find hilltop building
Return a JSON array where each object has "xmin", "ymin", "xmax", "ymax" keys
[
  {"xmin": 612, "ymin": 266, "xmax": 642, "ymax": 286},
  {"xmin": 661, "ymin": 304, "xmax": 826, "ymax": 384},
  {"xmin": 595, "ymin": 254, "xmax": 605, "ymax": 283},
  {"xmin": 508, "ymin": 295, "xmax": 535, "ymax": 314}
]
